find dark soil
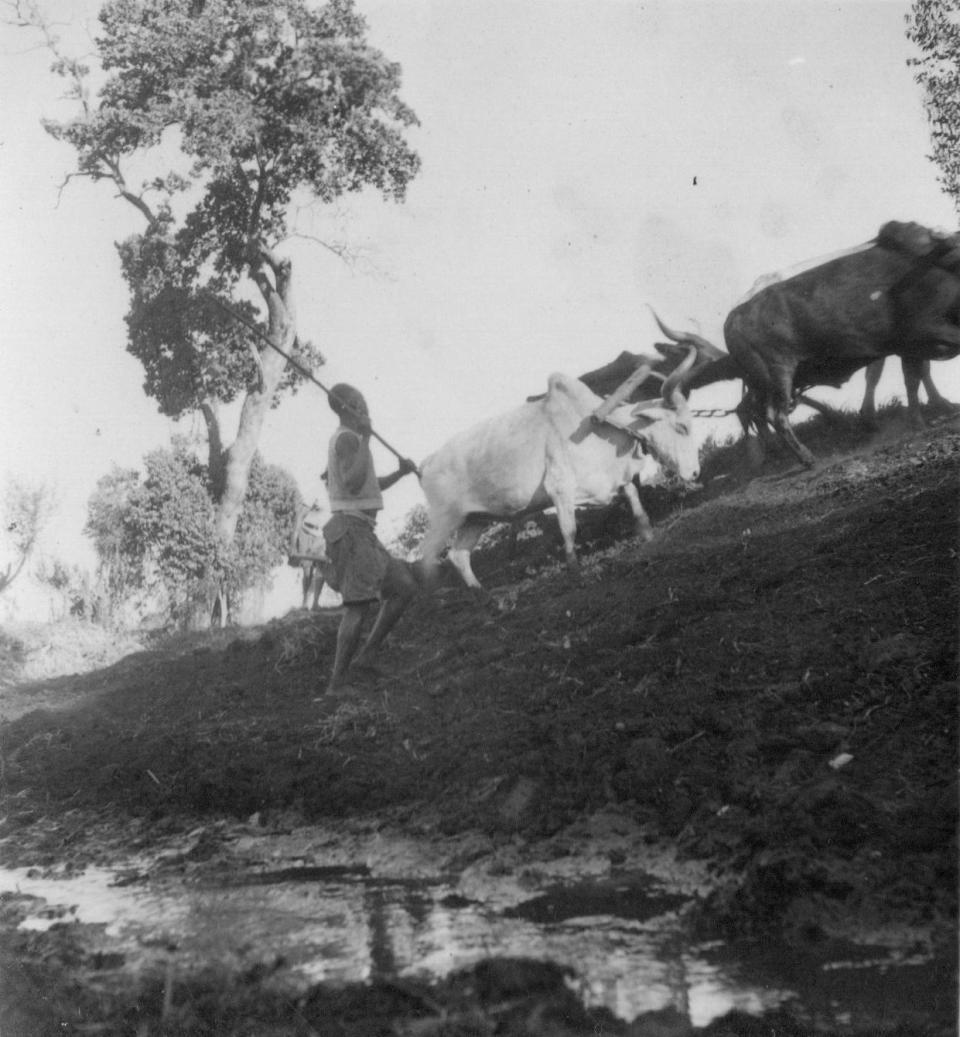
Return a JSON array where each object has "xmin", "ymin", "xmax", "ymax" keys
[{"xmin": 1, "ymin": 409, "xmax": 957, "ymax": 1036}]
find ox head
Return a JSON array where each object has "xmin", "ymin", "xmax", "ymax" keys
[{"xmin": 616, "ymin": 344, "xmax": 700, "ymax": 483}]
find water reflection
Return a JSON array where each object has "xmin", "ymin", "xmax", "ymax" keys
[{"xmin": 0, "ymin": 851, "xmax": 941, "ymax": 1030}]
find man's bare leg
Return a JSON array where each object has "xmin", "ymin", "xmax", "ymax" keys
[
  {"xmin": 354, "ymin": 562, "xmax": 418, "ymax": 668},
  {"xmin": 326, "ymin": 603, "xmax": 371, "ymax": 692}
]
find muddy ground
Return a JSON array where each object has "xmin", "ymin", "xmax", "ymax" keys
[{"xmin": 0, "ymin": 411, "xmax": 957, "ymax": 1035}]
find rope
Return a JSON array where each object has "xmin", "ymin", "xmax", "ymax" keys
[{"xmin": 692, "ymin": 407, "xmax": 739, "ymax": 418}]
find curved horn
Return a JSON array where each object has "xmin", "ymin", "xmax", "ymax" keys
[
  {"xmin": 648, "ymin": 306, "xmax": 688, "ymax": 343},
  {"xmin": 647, "ymin": 305, "xmax": 723, "ymax": 357},
  {"xmin": 662, "ymin": 343, "xmax": 698, "ymax": 409}
]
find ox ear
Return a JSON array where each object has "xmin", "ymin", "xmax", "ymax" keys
[{"xmin": 629, "ymin": 399, "xmax": 664, "ymax": 416}]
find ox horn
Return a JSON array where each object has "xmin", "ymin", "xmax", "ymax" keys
[
  {"xmin": 661, "ymin": 343, "xmax": 698, "ymax": 409},
  {"xmin": 647, "ymin": 305, "xmax": 719, "ymax": 355}
]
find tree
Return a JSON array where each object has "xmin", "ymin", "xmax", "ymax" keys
[
  {"xmin": 84, "ymin": 465, "xmax": 144, "ymax": 621},
  {"xmin": 85, "ymin": 441, "xmax": 301, "ymax": 628},
  {"xmin": 36, "ymin": 557, "xmax": 96, "ymax": 620},
  {"xmin": 12, "ymin": 0, "xmax": 420, "ymax": 616},
  {"xmin": 0, "ymin": 478, "xmax": 57, "ymax": 596},
  {"xmin": 907, "ymin": 0, "xmax": 960, "ymax": 216},
  {"xmin": 389, "ymin": 501, "xmax": 429, "ymax": 560}
]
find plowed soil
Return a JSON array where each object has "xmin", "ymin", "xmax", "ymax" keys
[{"xmin": 1, "ymin": 411, "xmax": 957, "ymax": 1036}]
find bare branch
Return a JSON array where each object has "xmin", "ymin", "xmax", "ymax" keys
[{"xmin": 285, "ymin": 230, "xmax": 361, "ymax": 263}]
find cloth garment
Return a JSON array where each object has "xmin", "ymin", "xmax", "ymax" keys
[{"xmin": 322, "ymin": 512, "xmax": 392, "ymax": 605}]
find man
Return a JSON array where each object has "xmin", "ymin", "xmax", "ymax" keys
[{"xmin": 321, "ymin": 383, "xmax": 418, "ymax": 694}]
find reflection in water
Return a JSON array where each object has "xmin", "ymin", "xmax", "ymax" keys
[{"xmin": 0, "ymin": 854, "xmax": 940, "ymax": 1030}]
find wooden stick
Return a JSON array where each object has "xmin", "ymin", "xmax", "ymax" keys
[{"xmin": 591, "ymin": 362, "xmax": 653, "ymax": 425}]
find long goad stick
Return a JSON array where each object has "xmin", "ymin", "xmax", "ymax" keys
[{"xmin": 210, "ymin": 296, "xmax": 420, "ymax": 477}]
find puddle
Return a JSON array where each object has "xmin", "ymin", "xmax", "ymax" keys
[{"xmin": 0, "ymin": 822, "xmax": 950, "ymax": 1031}]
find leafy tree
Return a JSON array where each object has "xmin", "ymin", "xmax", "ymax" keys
[
  {"xmin": 390, "ymin": 502, "xmax": 429, "ymax": 559},
  {"xmin": 907, "ymin": 0, "xmax": 960, "ymax": 215},
  {"xmin": 222, "ymin": 451, "xmax": 302, "ymax": 610},
  {"xmin": 131, "ymin": 441, "xmax": 224, "ymax": 625},
  {"xmin": 84, "ymin": 466, "xmax": 145, "ymax": 621},
  {"xmin": 84, "ymin": 442, "xmax": 300, "ymax": 628},
  {"xmin": 13, "ymin": 0, "xmax": 420, "ymax": 557},
  {"xmin": 0, "ymin": 478, "xmax": 57, "ymax": 596}
]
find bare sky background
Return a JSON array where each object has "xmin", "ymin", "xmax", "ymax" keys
[{"xmin": 1, "ymin": 0, "xmax": 957, "ymax": 618}]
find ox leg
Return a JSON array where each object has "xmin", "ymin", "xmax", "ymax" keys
[
  {"xmin": 902, "ymin": 357, "xmax": 926, "ymax": 429},
  {"xmin": 919, "ymin": 360, "xmax": 959, "ymax": 416},
  {"xmin": 447, "ymin": 520, "xmax": 488, "ymax": 590},
  {"xmin": 772, "ymin": 409, "xmax": 815, "ymax": 467},
  {"xmin": 622, "ymin": 481, "xmax": 654, "ymax": 542},
  {"xmin": 768, "ymin": 375, "xmax": 816, "ymax": 468},
  {"xmin": 545, "ymin": 483, "xmax": 579, "ymax": 571},
  {"xmin": 419, "ymin": 508, "xmax": 463, "ymax": 588},
  {"xmin": 736, "ymin": 392, "xmax": 768, "ymax": 468},
  {"xmin": 860, "ymin": 359, "xmax": 884, "ymax": 430}
]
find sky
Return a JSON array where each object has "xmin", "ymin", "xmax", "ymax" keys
[{"xmin": 1, "ymin": 0, "xmax": 958, "ymax": 619}]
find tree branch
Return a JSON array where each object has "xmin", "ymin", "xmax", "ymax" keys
[{"xmin": 101, "ymin": 153, "xmax": 159, "ymax": 227}]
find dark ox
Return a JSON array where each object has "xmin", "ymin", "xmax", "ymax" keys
[
  {"xmin": 418, "ymin": 348, "xmax": 699, "ymax": 589},
  {"xmin": 663, "ymin": 220, "xmax": 960, "ymax": 466},
  {"xmin": 738, "ymin": 264, "xmax": 957, "ymax": 431}
]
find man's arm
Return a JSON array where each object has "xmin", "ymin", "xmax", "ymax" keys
[
  {"xmin": 336, "ymin": 433, "xmax": 416, "ymax": 494},
  {"xmin": 378, "ymin": 456, "xmax": 418, "ymax": 491},
  {"xmin": 333, "ymin": 432, "xmax": 371, "ymax": 494}
]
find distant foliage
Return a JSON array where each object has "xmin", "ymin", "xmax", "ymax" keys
[
  {"xmin": 907, "ymin": 0, "xmax": 960, "ymax": 216},
  {"xmin": 85, "ymin": 466, "xmax": 152, "ymax": 618},
  {"xmin": 0, "ymin": 477, "xmax": 57, "ymax": 596},
  {"xmin": 35, "ymin": 558, "xmax": 97, "ymax": 620},
  {"xmin": 84, "ymin": 440, "xmax": 300, "ymax": 628},
  {"xmin": 390, "ymin": 503, "xmax": 430, "ymax": 559}
]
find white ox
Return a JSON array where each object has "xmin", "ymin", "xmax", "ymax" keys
[{"xmin": 418, "ymin": 355, "xmax": 700, "ymax": 589}]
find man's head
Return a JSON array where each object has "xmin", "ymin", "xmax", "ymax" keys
[{"xmin": 329, "ymin": 383, "xmax": 369, "ymax": 423}]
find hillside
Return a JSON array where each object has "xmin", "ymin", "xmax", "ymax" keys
[{"xmin": 0, "ymin": 411, "xmax": 957, "ymax": 1035}]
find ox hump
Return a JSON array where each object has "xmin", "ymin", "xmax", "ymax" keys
[{"xmin": 545, "ymin": 371, "xmax": 598, "ymax": 404}]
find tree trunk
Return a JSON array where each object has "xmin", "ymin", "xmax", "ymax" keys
[
  {"xmin": 201, "ymin": 400, "xmax": 228, "ymax": 501},
  {"xmin": 216, "ymin": 253, "xmax": 296, "ymax": 543}
]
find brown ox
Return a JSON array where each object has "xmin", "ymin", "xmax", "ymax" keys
[{"xmin": 663, "ymin": 221, "xmax": 960, "ymax": 466}]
